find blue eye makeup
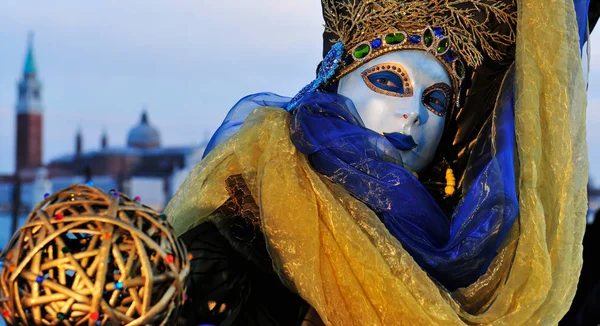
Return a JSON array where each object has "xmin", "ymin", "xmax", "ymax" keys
[
  {"xmin": 361, "ymin": 63, "xmax": 413, "ymax": 97},
  {"xmin": 421, "ymin": 82, "xmax": 451, "ymax": 116}
]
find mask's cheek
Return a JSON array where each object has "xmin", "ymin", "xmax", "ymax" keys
[
  {"xmin": 412, "ymin": 114, "xmax": 445, "ymax": 155},
  {"xmin": 420, "ymin": 114, "xmax": 446, "ymax": 153},
  {"xmin": 355, "ymin": 98, "xmax": 394, "ymax": 131}
]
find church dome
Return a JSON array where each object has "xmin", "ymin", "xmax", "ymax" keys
[{"xmin": 127, "ymin": 110, "xmax": 161, "ymax": 149}]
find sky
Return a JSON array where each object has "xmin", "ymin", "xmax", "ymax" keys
[{"xmin": 0, "ymin": 1, "xmax": 599, "ymax": 183}]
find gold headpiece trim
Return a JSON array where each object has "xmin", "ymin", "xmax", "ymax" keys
[{"xmin": 323, "ymin": 0, "xmax": 517, "ymax": 87}]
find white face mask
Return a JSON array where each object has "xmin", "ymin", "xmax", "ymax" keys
[{"xmin": 337, "ymin": 50, "xmax": 452, "ymax": 173}]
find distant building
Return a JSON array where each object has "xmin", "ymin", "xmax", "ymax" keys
[
  {"xmin": 46, "ymin": 109, "xmax": 204, "ymax": 210},
  {"xmin": 16, "ymin": 33, "xmax": 43, "ymax": 174},
  {"xmin": 0, "ymin": 34, "xmax": 205, "ymax": 212},
  {"xmin": 0, "ymin": 33, "xmax": 48, "ymax": 211}
]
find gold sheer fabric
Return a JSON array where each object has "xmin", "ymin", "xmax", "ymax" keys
[{"xmin": 164, "ymin": 0, "xmax": 587, "ymax": 323}]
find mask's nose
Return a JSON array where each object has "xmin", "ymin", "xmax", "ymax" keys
[{"xmin": 396, "ymin": 111, "xmax": 420, "ymax": 132}]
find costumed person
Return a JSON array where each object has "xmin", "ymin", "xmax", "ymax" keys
[{"xmin": 167, "ymin": 0, "xmax": 591, "ymax": 325}]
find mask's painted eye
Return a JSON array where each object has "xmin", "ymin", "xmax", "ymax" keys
[
  {"xmin": 422, "ymin": 82, "xmax": 451, "ymax": 116},
  {"xmin": 372, "ymin": 73, "xmax": 401, "ymax": 89},
  {"xmin": 361, "ymin": 63, "xmax": 413, "ymax": 97}
]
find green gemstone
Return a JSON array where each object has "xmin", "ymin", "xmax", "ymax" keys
[
  {"xmin": 437, "ymin": 38, "xmax": 449, "ymax": 53},
  {"xmin": 385, "ymin": 33, "xmax": 405, "ymax": 45},
  {"xmin": 455, "ymin": 60, "xmax": 465, "ymax": 78},
  {"xmin": 159, "ymin": 213, "xmax": 167, "ymax": 220},
  {"xmin": 353, "ymin": 44, "xmax": 371, "ymax": 59},
  {"xmin": 57, "ymin": 313, "xmax": 65, "ymax": 321},
  {"xmin": 61, "ymin": 247, "xmax": 71, "ymax": 254},
  {"xmin": 423, "ymin": 29, "xmax": 434, "ymax": 47}
]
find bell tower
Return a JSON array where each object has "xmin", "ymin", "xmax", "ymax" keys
[{"xmin": 15, "ymin": 32, "xmax": 43, "ymax": 172}]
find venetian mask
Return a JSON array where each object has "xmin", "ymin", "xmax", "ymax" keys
[{"xmin": 337, "ymin": 50, "xmax": 452, "ymax": 173}]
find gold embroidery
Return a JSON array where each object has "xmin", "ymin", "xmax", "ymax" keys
[
  {"xmin": 322, "ymin": 0, "xmax": 516, "ymax": 68},
  {"xmin": 341, "ymin": 27, "xmax": 461, "ymax": 94},
  {"xmin": 322, "ymin": 0, "xmax": 516, "ymax": 105}
]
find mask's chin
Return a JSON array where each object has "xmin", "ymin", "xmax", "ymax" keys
[
  {"xmin": 382, "ymin": 132, "xmax": 426, "ymax": 173},
  {"xmin": 399, "ymin": 150, "xmax": 425, "ymax": 173}
]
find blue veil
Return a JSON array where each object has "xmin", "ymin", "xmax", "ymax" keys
[
  {"xmin": 203, "ymin": 65, "xmax": 518, "ymax": 291},
  {"xmin": 203, "ymin": 93, "xmax": 291, "ymax": 158},
  {"xmin": 289, "ymin": 68, "xmax": 518, "ymax": 290}
]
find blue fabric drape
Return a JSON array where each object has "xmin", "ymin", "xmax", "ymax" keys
[
  {"xmin": 203, "ymin": 79, "xmax": 518, "ymax": 290},
  {"xmin": 289, "ymin": 83, "xmax": 518, "ymax": 290},
  {"xmin": 574, "ymin": 0, "xmax": 590, "ymax": 50},
  {"xmin": 203, "ymin": 93, "xmax": 291, "ymax": 158}
]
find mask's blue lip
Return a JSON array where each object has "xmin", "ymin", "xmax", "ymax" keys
[{"xmin": 383, "ymin": 132, "xmax": 418, "ymax": 151}]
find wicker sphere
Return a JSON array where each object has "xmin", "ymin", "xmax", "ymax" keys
[{"xmin": 0, "ymin": 185, "xmax": 190, "ymax": 325}]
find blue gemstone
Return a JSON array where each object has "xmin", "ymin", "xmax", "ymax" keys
[
  {"xmin": 371, "ymin": 39, "xmax": 383, "ymax": 49},
  {"xmin": 114, "ymin": 282, "xmax": 123, "ymax": 290},
  {"xmin": 43, "ymin": 193, "xmax": 50, "ymax": 199},
  {"xmin": 36, "ymin": 276, "xmax": 44, "ymax": 284},
  {"xmin": 443, "ymin": 50, "xmax": 455, "ymax": 63},
  {"xmin": 86, "ymin": 181, "xmax": 94, "ymax": 186},
  {"xmin": 433, "ymin": 27, "xmax": 445, "ymax": 38},
  {"xmin": 409, "ymin": 35, "xmax": 421, "ymax": 44}
]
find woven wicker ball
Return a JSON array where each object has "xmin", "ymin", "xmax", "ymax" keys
[{"xmin": 0, "ymin": 185, "xmax": 190, "ymax": 325}]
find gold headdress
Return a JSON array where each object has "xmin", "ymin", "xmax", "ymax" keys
[{"xmin": 322, "ymin": 0, "xmax": 517, "ymax": 93}]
